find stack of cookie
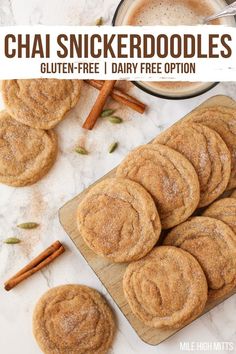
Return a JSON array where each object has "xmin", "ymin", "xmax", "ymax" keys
[
  {"xmin": 0, "ymin": 79, "xmax": 82, "ymax": 187},
  {"xmin": 77, "ymin": 105, "xmax": 236, "ymax": 329}
]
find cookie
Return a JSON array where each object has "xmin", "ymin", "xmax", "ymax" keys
[
  {"xmin": 116, "ymin": 144, "xmax": 200, "ymax": 229},
  {"xmin": 123, "ymin": 246, "xmax": 207, "ymax": 329},
  {"xmin": 187, "ymin": 106, "xmax": 236, "ymax": 190},
  {"xmin": 77, "ymin": 178, "xmax": 161, "ymax": 262},
  {"xmin": 231, "ymin": 190, "xmax": 236, "ymax": 198},
  {"xmin": 203, "ymin": 198, "xmax": 236, "ymax": 235},
  {"xmin": 0, "ymin": 111, "xmax": 57, "ymax": 186},
  {"xmin": 154, "ymin": 123, "xmax": 231, "ymax": 207},
  {"xmin": 33, "ymin": 285, "xmax": 115, "ymax": 354},
  {"xmin": 164, "ymin": 216, "xmax": 236, "ymax": 301},
  {"xmin": 2, "ymin": 79, "xmax": 82, "ymax": 129}
]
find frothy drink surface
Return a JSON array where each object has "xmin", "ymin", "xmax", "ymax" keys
[
  {"xmin": 123, "ymin": 0, "xmax": 221, "ymax": 26},
  {"xmin": 122, "ymin": 0, "xmax": 225, "ymax": 96}
]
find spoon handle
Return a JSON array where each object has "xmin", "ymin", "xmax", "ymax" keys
[{"xmin": 204, "ymin": 1, "xmax": 236, "ymax": 23}]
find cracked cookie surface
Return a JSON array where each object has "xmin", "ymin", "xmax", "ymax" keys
[
  {"xmin": 2, "ymin": 79, "xmax": 82, "ymax": 129},
  {"xmin": 77, "ymin": 178, "xmax": 161, "ymax": 262},
  {"xmin": 154, "ymin": 123, "xmax": 231, "ymax": 207},
  {"xmin": 164, "ymin": 216, "xmax": 236, "ymax": 301},
  {"xmin": 33, "ymin": 285, "xmax": 115, "ymax": 354},
  {"xmin": 0, "ymin": 111, "xmax": 57, "ymax": 186},
  {"xmin": 123, "ymin": 246, "xmax": 207, "ymax": 329},
  {"xmin": 187, "ymin": 106, "xmax": 236, "ymax": 190},
  {"xmin": 203, "ymin": 198, "xmax": 236, "ymax": 235},
  {"xmin": 116, "ymin": 144, "xmax": 200, "ymax": 229}
]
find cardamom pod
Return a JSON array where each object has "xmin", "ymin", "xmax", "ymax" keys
[
  {"xmin": 75, "ymin": 146, "xmax": 88, "ymax": 155},
  {"xmin": 108, "ymin": 116, "xmax": 123, "ymax": 124},
  {"xmin": 109, "ymin": 142, "xmax": 118, "ymax": 153},
  {"xmin": 17, "ymin": 222, "xmax": 39, "ymax": 229},
  {"xmin": 4, "ymin": 237, "xmax": 21, "ymax": 244},
  {"xmin": 101, "ymin": 109, "xmax": 115, "ymax": 118},
  {"xmin": 96, "ymin": 17, "xmax": 103, "ymax": 26}
]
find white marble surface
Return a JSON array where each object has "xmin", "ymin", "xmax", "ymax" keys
[{"xmin": 0, "ymin": 1, "xmax": 236, "ymax": 353}]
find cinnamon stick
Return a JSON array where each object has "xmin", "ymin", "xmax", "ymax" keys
[
  {"xmin": 4, "ymin": 241, "xmax": 65, "ymax": 291},
  {"xmin": 85, "ymin": 80, "xmax": 146, "ymax": 114},
  {"xmin": 83, "ymin": 80, "xmax": 117, "ymax": 130}
]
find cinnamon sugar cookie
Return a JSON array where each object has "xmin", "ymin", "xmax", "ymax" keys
[
  {"xmin": 33, "ymin": 285, "xmax": 115, "ymax": 354},
  {"xmin": 77, "ymin": 178, "xmax": 161, "ymax": 262},
  {"xmin": 116, "ymin": 144, "xmax": 200, "ymax": 229},
  {"xmin": 188, "ymin": 106, "xmax": 236, "ymax": 190},
  {"xmin": 0, "ymin": 111, "xmax": 57, "ymax": 186},
  {"xmin": 164, "ymin": 217, "xmax": 236, "ymax": 301},
  {"xmin": 154, "ymin": 123, "xmax": 231, "ymax": 207},
  {"xmin": 203, "ymin": 198, "xmax": 236, "ymax": 235},
  {"xmin": 2, "ymin": 79, "xmax": 82, "ymax": 129},
  {"xmin": 123, "ymin": 246, "xmax": 207, "ymax": 329}
]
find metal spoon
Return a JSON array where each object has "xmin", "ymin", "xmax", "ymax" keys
[{"xmin": 203, "ymin": 1, "xmax": 236, "ymax": 23}]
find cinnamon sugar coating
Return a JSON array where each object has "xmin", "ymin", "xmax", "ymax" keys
[
  {"xmin": 2, "ymin": 79, "xmax": 82, "ymax": 129},
  {"xmin": 116, "ymin": 144, "xmax": 200, "ymax": 229},
  {"xmin": 164, "ymin": 216, "xmax": 236, "ymax": 301},
  {"xmin": 203, "ymin": 198, "xmax": 236, "ymax": 235},
  {"xmin": 33, "ymin": 285, "xmax": 115, "ymax": 354},
  {"xmin": 187, "ymin": 106, "xmax": 236, "ymax": 190},
  {"xmin": 77, "ymin": 178, "xmax": 161, "ymax": 262},
  {"xmin": 0, "ymin": 111, "xmax": 57, "ymax": 186},
  {"xmin": 154, "ymin": 123, "xmax": 231, "ymax": 207},
  {"xmin": 123, "ymin": 246, "xmax": 208, "ymax": 329}
]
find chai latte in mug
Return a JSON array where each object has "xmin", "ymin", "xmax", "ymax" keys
[{"xmin": 121, "ymin": 0, "xmax": 230, "ymax": 97}]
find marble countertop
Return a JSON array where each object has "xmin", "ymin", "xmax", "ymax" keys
[{"xmin": 0, "ymin": 1, "xmax": 236, "ymax": 353}]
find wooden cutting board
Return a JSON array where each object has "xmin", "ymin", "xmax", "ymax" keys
[{"xmin": 59, "ymin": 95, "xmax": 236, "ymax": 345}]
